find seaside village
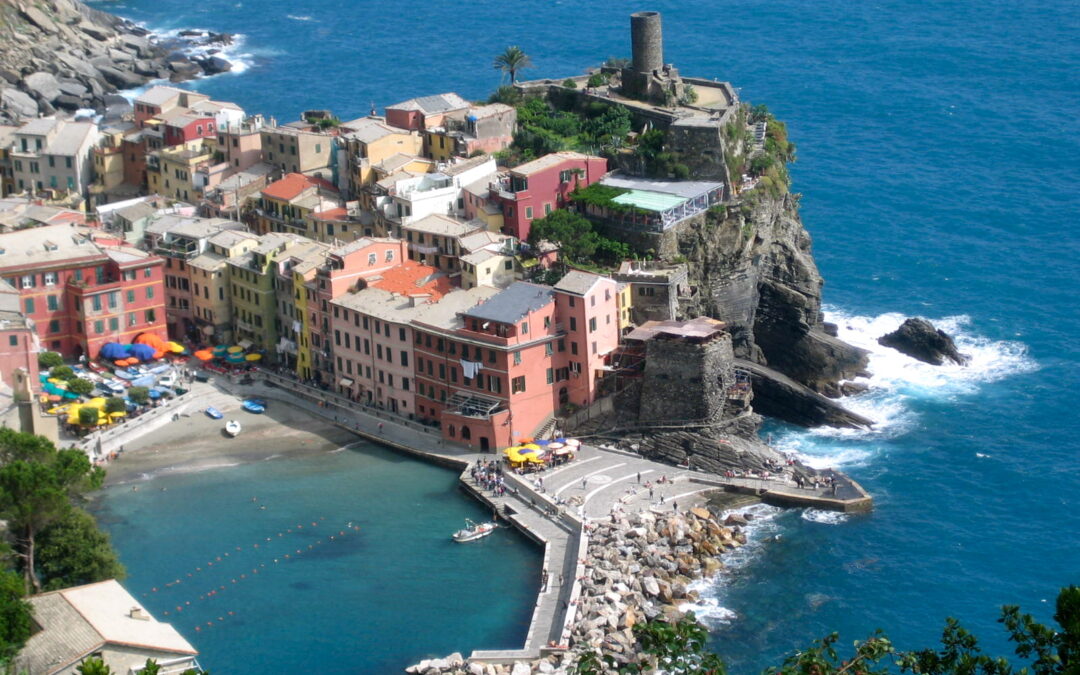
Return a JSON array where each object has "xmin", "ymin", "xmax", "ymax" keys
[{"xmin": 0, "ymin": 13, "xmax": 872, "ymax": 674}]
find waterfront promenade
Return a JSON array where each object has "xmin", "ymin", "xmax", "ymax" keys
[{"xmin": 78, "ymin": 368, "xmax": 869, "ymax": 666}]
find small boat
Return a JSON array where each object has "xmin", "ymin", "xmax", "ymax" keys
[
  {"xmin": 241, "ymin": 400, "xmax": 265, "ymax": 414},
  {"xmin": 113, "ymin": 368, "xmax": 138, "ymax": 381},
  {"xmin": 205, "ymin": 406, "xmax": 223, "ymax": 419},
  {"xmin": 452, "ymin": 519, "xmax": 497, "ymax": 543},
  {"xmin": 225, "ymin": 420, "xmax": 241, "ymax": 437}
]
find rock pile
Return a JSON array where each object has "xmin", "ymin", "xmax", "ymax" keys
[
  {"xmin": 406, "ymin": 506, "xmax": 752, "ymax": 674},
  {"xmin": 0, "ymin": 0, "xmax": 233, "ymax": 123},
  {"xmin": 878, "ymin": 317, "xmax": 970, "ymax": 366}
]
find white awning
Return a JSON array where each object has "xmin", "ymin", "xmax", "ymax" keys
[
  {"xmin": 238, "ymin": 339, "xmax": 254, "ymax": 349},
  {"xmin": 339, "ymin": 377, "xmax": 354, "ymax": 387}
]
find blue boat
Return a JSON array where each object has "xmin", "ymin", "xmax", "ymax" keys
[
  {"xmin": 113, "ymin": 368, "xmax": 138, "ymax": 381},
  {"xmin": 205, "ymin": 406, "xmax": 223, "ymax": 419},
  {"xmin": 241, "ymin": 400, "xmax": 265, "ymax": 414}
]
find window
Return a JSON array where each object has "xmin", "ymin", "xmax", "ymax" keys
[
  {"xmin": 568, "ymin": 296, "xmax": 575, "ymax": 307},
  {"xmin": 558, "ymin": 339, "xmax": 565, "ymax": 352},
  {"xmin": 505, "ymin": 259, "xmax": 513, "ymax": 271},
  {"xmin": 400, "ymin": 351, "xmax": 408, "ymax": 367},
  {"xmin": 402, "ymin": 378, "xmax": 410, "ymax": 391},
  {"xmin": 368, "ymin": 253, "xmax": 376, "ymax": 265},
  {"xmin": 8, "ymin": 335, "xmax": 16, "ymax": 347},
  {"xmin": 385, "ymin": 249, "xmax": 394, "ymax": 262},
  {"xmin": 513, "ymin": 351, "xmax": 521, "ymax": 365},
  {"xmin": 47, "ymin": 319, "xmax": 59, "ymax": 334},
  {"xmin": 20, "ymin": 275, "xmax": 34, "ymax": 289},
  {"xmin": 545, "ymin": 342, "xmax": 553, "ymax": 356},
  {"xmin": 109, "ymin": 317, "xmax": 119, "ymax": 331},
  {"xmin": 544, "ymin": 203, "xmax": 552, "ymax": 215},
  {"xmin": 146, "ymin": 287, "xmax": 154, "ymax": 299},
  {"xmin": 145, "ymin": 308, "xmax": 156, "ymax": 323},
  {"xmin": 520, "ymin": 322, "xmax": 528, "ymax": 335},
  {"xmin": 23, "ymin": 298, "xmax": 33, "ymax": 314},
  {"xmin": 525, "ymin": 206, "xmax": 533, "ymax": 220},
  {"xmin": 569, "ymin": 317, "xmax": 577, "ymax": 331},
  {"xmin": 145, "ymin": 268, "xmax": 152, "ymax": 278},
  {"xmin": 590, "ymin": 295, "xmax": 596, "ymax": 307},
  {"xmin": 128, "ymin": 312, "xmax": 137, "ymax": 327},
  {"xmin": 47, "ymin": 295, "xmax": 58, "ymax": 311},
  {"xmin": 589, "ymin": 317, "xmax": 597, "ymax": 332},
  {"xmin": 571, "ymin": 342, "xmax": 578, "ymax": 355},
  {"xmin": 44, "ymin": 272, "xmax": 57, "ymax": 286},
  {"xmin": 94, "ymin": 320, "xmax": 104, "ymax": 334},
  {"xmin": 511, "ymin": 376, "xmax": 526, "ymax": 394},
  {"xmin": 315, "ymin": 143, "xmax": 321, "ymax": 154}
]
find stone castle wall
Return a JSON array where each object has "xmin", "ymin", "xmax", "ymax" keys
[{"xmin": 639, "ymin": 333, "xmax": 735, "ymax": 425}]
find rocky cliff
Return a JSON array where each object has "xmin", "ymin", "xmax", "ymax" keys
[{"xmin": 0, "ymin": 0, "xmax": 231, "ymax": 123}]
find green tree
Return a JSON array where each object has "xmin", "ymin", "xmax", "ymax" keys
[
  {"xmin": 37, "ymin": 352, "xmax": 63, "ymax": 369},
  {"xmin": 493, "ymin": 46, "xmax": 533, "ymax": 84},
  {"xmin": 586, "ymin": 73, "xmax": 609, "ymax": 88},
  {"xmin": 488, "ymin": 85, "xmax": 523, "ymax": 106},
  {"xmin": 528, "ymin": 209, "xmax": 600, "ymax": 262},
  {"xmin": 0, "ymin": 570, "xmax": 32, "ymax": 666},
  {"xmin": 77, "ymin": 657, "xmax": 113, "ymax": 675},
  {"xmin": 68, "ymin": 378, "xmax": 94, "ymax": 397},
  {"xmin": 0, "ymin": 433, "xmax": 104, "ymax": 592},
  {"xmin": 104, "ymin": 397, "xmax": 126, "ymax": 415},
  {"xmin": 37, "ymin": 508, "xmax": 125, "ymax": 590},
  {"xmin": 78, "ymin": 407, "xmax": 100, "ymax": 427},
  {"xmin": 563, "ymin": 78, "xmax": 577, "ymax": 89},
  {"xmin": 50, "ymin": 365, "xmax": 76, "ymax": 381},
  {"xmin": 128, "ymin": 386, "xmax": 150, "ymax": 405}
]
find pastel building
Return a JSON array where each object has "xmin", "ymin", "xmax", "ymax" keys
[
  {"xmin": 385, "ymin": 93, "xmax": 470, "ymax": 133},
  {"xmin": 8, "ymin": 118, "xmax": 99, "ymax": 198},
  {"xmin": 552, "ymin": 271, "xmax": 622, "ymax": 407},
  {"xmin": 187, "ymin": 229, "xmax": 260, "ymax": 344},
  {"xmin": 330, "ymin": 261, "xmax": 452, "ymax": 410},
  {"xmin": 0, "ymin": 224, "xmax": 166, "ymax": 360},
  {"xmin": 133, "ymin": 86, "xmax": 210, "ymax": 128},
  {"xmin": 338, "ymin": 117, "xmax": 423, "ymax": 196},
  {"xmin": 260, "ymin": 122, "xmax": 335, "ymax": 178},
  {"xmin": 376, "ymin": 155, "xmax": 496, "ymax": 227},
  {"xmin": 0, "ymin": 279, "xmax": 39, "ymax": 388},
  {"xmin": 391, "ymin": 213, "xmax": 484, "ymax": 273},
  {"xmin": 490, "ymin": 151, "xmax": 608, "ymax": 241},
  {"xmin": 422, "ymin": 103, "xmax": 516, "ymax": 161},
  {"xmin": 255, "ymin": 172, "xmax": 340, "ymax": 236}
]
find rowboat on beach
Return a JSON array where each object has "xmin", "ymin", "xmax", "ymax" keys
[
  {"xmin": 452, "ymin": 519, "xmax": 497, "ymax": 542},
  {"xmin": 205, "ymin": 406, "xmax": 223, "ymax": 419},
  {"xmin": 225, "ymin": 420, "xmax": 241, "ymax": 437},
  {"xmin": 241, "ymin": 399, "xmax": 265, "ymax": 414}
]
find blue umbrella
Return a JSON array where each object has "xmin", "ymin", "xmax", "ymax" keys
[
  {"xmin": 535, "ymin": 439, "xmax": 551, "ymax": 446},
  {"xmin": 147, "ymin": 389, "xmax": 161, "ymax": 399}
]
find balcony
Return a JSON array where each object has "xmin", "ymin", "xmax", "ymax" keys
[{"xmin": 445, "ymin": 391, "xmax": 505, "ymax": 419}]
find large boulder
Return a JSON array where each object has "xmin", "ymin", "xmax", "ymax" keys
[
  {"xmin": 97, "ymin": 65, "xmax": 146, "ymax": 89},
  {"xmin": 878, "ymin": 318, "xmax": 970, "ymax": 366},
  {"xmin": 196, "ymin": 56, "xmax": 232, "ymax": 76},
  {"xmin": 24, "ymin": 72, "xmax": 62, "ymax": 102},
  {"xmin": 1, "ymin": 88, "xmax": 40, "ymax": 119}
]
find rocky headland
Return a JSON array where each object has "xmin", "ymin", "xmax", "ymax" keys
[{"xmin": 0, "ymin": 0, "xmax": 233, "ymax": 123}]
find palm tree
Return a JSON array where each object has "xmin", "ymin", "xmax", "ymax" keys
[{"xmin": 493, "ymin": 46, "xmax": 533, "ymax": 84}]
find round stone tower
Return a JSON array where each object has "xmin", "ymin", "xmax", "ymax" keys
[{"xmin": 630, "ymin": 11, "xmax": 664, "ymax": 73}]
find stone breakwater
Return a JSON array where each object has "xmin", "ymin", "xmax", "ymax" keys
[{"xmin": 407, "ymin": 506, "xmax": 752, "ymax": 675}]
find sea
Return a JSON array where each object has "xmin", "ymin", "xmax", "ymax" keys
[{"xmin": 86, "ymin": 0, "xmax": 1080, "ymax": 672}]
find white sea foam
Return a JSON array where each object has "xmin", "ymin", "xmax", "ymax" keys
[
  {"xmin": 800, "ymin": 508, "xmax": 849, "ymax": 525},
  {"xmin": 286, "ymin": 14, "xmax": 316, "ymax": 22}
]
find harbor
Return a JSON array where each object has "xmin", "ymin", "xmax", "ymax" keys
[{"xmin": 84, "ymin": 368, "xmax": 870, "ymax": 671}]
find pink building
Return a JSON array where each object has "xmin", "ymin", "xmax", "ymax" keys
[
  {"xmin": 552, "ymin": 271, "xmax": 621, "ymax": 408},
  {"xmin": 490, "ymin": 152, "xmax": 608, "ymax": 241},
  {"xmin": 385, "ymin": 93, "xmax": 470, "ymax": 132},
  {"xmin": 133, "ymin": 86, "xmax": 210, "ymax": 129},
  {"xmin": 0, "ymin": 279, "xmax": 39, "ymax": 388},
  {"xmin": 329, "ymin": 261, "xmax": 452, "ymax": 412},
  {"xmin": 160, "ymin": 110, "xmax": 218, "ymax": 148},
  {"xmin": 0, "ymin": 225, "xmax": 167, "ymax": 360}
]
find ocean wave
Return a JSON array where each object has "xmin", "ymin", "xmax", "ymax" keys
[
  {"xmin": 286, "ymin": 14, "xmax": 316, "ymax": 22},
  {"xmin": 770, "ymin": 307, "xmax": 1038, "ymax": 469},
  {"xmin": 800, "ymin": 508, "xmax": 849, "ymax": 525}
]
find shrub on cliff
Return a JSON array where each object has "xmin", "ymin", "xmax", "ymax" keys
[{"xmin": 37, "ymin": 352, "xmax": 63, "ymax": 369}]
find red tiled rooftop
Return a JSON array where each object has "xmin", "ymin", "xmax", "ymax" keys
[
  {"xmin": 312, "ymin": 207, "xmax": 348, "ymax": 221},
  {"xmin": 370, "ymin": 260, "xmax": 451, "ymax": 300},
  {"xmin": 262, "ymin": 173, "xmax": 338, "ymax": 201}
]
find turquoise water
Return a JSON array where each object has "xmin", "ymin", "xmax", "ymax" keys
[
  {"xmin": 89, "ymin": 0, "xmax": 1080, "ymax": 671},
  {"xmin": 94, "ymin": 444, "xmax": 540, "ymax": 673}
]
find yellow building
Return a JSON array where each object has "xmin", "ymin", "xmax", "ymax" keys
[
  {"xmin": 275, "ymin": 242, "xmax": 329, "ymax": 379},
  {"xmin": 338, "ymin": 118, "xmax": 423, "ymax": 195},
  {"xmin": 256, "ymin": 172, "xmax": 342, "ymax": 236},
  {"xmin": 616, "ymin": 282, "xmax": 634, "ymax": 333},
  {"xmin": 157, "ymin": 142, "xmax": 216, "ymax": 202},
  {"xmin": 187, "ymin": 229, "xmax": 260, "ymax": 343}
]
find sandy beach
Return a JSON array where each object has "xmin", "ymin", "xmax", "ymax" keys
[{"xmin": 101, "ymin": 399, "xmax": 360, "ymax": 486}]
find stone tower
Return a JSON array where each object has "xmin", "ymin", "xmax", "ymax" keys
[
  {"xmin": 621, "ymin": 11, "xmax": 685, "ymax": 104},
  {"xmin": 638, "ymin": 327, "xmax": 736, "ymax": 425},
  {"xmin": 631, "ymin": 11, "xmax": 664, "ymax": 74}
]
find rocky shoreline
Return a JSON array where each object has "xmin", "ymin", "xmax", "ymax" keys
[
  {"xmin": 407, "ymin": 505, "xmax": 755, "ymax": 675},
  {"xmin": 0, "ymin": 0, "xmax": 236, "ymax": 123}
]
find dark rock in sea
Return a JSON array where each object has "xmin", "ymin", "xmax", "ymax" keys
[
  {"xmin": 196, "ymin": 56, "xmax": 232, "ymax": 75},
  {"xmin": 840, "ymin": 381, "xmax": 869, "ymax": 396},
  {"xmin": 878, "ymin": 317, "xmax": 970, "ymax": 366},
  {"xmin": 178, "ymin": 29, "xmax": 205, "ymax": 38},
  {"xmin": 822, "ymin": 322, "xmax": 839, "ymax": 337}
]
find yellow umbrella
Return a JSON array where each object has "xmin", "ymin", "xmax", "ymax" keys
[
  {"xmin": 245, "ymin": 353, "xmax": 263, "ymax": 361},
  {"xmin": 227, "ymin": 346, "xmax": 244, "ymax": 354},
  {"xmin": 85, "ymin": 397, "xmax": 108, "ymax": 409},
  {"xmin": 109, "ymin": 411, "xmax": 126, "ymax": 419},
  {"xmin": 166, "ymin": 341, "xmax": 186, "ymax": 353},
  {"xmin": 522, "ymin": 443, "xmax": 542, "ymax": 451}
]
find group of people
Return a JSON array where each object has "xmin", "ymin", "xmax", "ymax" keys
[{"xmin": 472, "ymin": 459, "xmax": 509, "ymax": 497}]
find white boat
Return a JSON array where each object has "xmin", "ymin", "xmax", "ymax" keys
[
  {"xmin": 452, "ymin": 519, "xmax": 497, "ymax": 542},
  {"xmin": 225, "ymin": 420, "xmax": 241, "ymax": 437}
]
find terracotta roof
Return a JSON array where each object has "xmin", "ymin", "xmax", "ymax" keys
[
  {"xmin": 369, "ymin": 260, "xmax": 451, "ymax": 300},
  {"xmin": 262, "ymin": 173, "xmax": 338, "ymax": 201},
  {"xmin": 313, "ymin": 207, "xmax": 348, "ymax": 221}
]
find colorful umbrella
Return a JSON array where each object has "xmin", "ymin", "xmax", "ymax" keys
[
  {"xmin": 226, "ymin": 353, "xmax": 246, "ymax": 363},
  {"xmin": 245, "ymin": 353, "xmax": 262, "ymax": 361},
  {"xmin": 213, "ymin": 345, "xmax": 228, "ymax": 355},
  {"xmin": 194, "ymin": 350, "xmax": 214, "ymax": 361},
  {"xmin": 227, "ymin": 346, "xmax": 244, "ymax": 354}
]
